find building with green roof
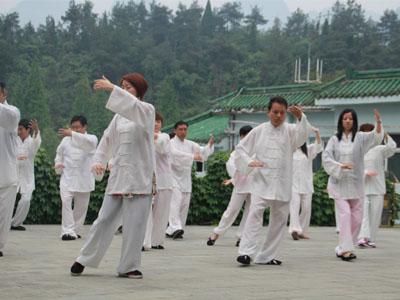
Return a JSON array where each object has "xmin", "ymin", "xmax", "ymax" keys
[{"xmin": 164, "ymin": 67, "xmax": 400, "ymax": 177}]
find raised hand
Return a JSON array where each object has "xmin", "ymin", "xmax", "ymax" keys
[
  {"xmin": 208, "ymin": 134, "xmax": 215, "ymax": 146},
  {"xmin": 58, "ymin": 128, "xmax": 72, "ymax": 137},
  {"xmin": 374, "ymin": 109, "xmax": 381, "ymax": 123},
  {"xmin": 29, "ymin": 119, "xmax": 39, "ymax": 135},
  {"xmin": 288, "ymin": 105, "xmax": 303, "ymax": 120},
  {"xmin": 93, "ymin": 75, "xmax": 114, "ymax": 92}
]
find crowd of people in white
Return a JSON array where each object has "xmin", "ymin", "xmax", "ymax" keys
[{"xmin": 0, "ymin": 73, "xmax": 396, "ymax": 278}]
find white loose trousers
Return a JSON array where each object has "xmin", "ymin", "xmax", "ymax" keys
[
  {"xmin": 0, "ymin": 185, "xmax": 18, "ymax": 252},
  {"xmin": 77, "ymin": 194, "xmax": 152, "ymax": 274},
  {"xmin": 358, "ymin": 194, "xmax": 384, "ymax": 243},
  {"xmin": 144, "ymin": 189, "xmax": 173, "ymax": 248},
  {"xmin": 289, "ymin": 192, "xmax": 312, "ymax": 234},
  {"xmin": 11, "ymin": 191, "xmax": 33, "ymax": 227},
  {"xmin": 239, "ymin": 195, "xmax": 290, "ymax": 263},
  {"xmin": 213, "ymin": 191, "xmax": 251, "ymax": 239},
  {"xmin": 60, "ymin": 186, "xmax": 90, "ymax": 237},
  {"xmin": 166, "ymin": 188, "xmax": 191, "ymax": 235}
]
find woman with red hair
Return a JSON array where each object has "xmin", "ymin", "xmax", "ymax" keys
[{"xmin": 70, "ymin": 73, "xmax": 155, "ymax": 279}]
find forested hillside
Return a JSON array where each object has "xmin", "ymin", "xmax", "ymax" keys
[{"xmin": 1, "ymin": 0, "xmax": 399, "ymax": 155}]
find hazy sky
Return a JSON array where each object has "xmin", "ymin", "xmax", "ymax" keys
[{"xmin": 1, "ymin": 0, "xmax": 399, "ymax": 15}]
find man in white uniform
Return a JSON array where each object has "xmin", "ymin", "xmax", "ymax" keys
[
  {"xmin": 166, "ymin": 121, "xmax": 214, "ymax": 239},
  {"xmin": 358, "ymin": 124, "xmax": 397, "ymax": 248},
  {"xmin": 54, "ymin": 115, "xmax": 98, "ymax": 240},
  {"xmin": 11, "ymin": 119, "xmax": 41, "ymax": 230},
  {"xmin": 235, "ymin": 96, "xmax": 309, "ymax": 265},
  {"xmin": 0, "ymin": 81, "xmax": 20, "ymax": 257}
]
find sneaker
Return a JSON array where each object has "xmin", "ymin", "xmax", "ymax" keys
[
  {"xmin": 237, "ymin": 255, "xmax": 251, "ymax": 265},
  {"xmin": 70, "ymin": 262, "xmax": 85, "ymax": 276},
  {"xmin": 118, "ymin": 270, "xmax": 143, "ymax": 279},
  {"xmin": 11, "ymin": 225, "xmax": 26, "ymax": 231},
  {"xmin": 367, "ymin": 241, "xmax": 376, "ymax": 248},
  {"xmin": 62, "ymin": 234, "xmax": 77, "ymax": 241}
]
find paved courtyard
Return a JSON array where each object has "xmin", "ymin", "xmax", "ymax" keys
[{"xmin": 1, "ymin": 225, "xmax": 400, "ymax": 300}]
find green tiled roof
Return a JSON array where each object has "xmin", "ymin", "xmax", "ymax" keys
[
  {"xmin": 318, "ymin": 69, "xmax": 400, "ymax": 99},
  {"xmin": 214, "ymin": 83, "xmax": 321, "ymax": 111},
  {"xmin": 163, "ymin": 111, "xmax": 229, "ymax": 143}
]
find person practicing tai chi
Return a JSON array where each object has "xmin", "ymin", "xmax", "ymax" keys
[
  {"xmin": 0, "ymin": 81, "xmax": 20, "ymax": 257},
  {"xmin": 166, "ymin": 121, "xmax": 214, "ymax": 240},
  {"xmin": 70, "ymin": 73, "xmax": 154, "ymax": 279},
  {"xmin": 207, "ymin": 125, "xmax": 253, "ymax": 247},
  {"xmin": 288, "ymin": 127, "xmax": 323, "ymax": 240},
  {"xmin": 357, "ymin": 125, "xmax": 397, "ymax": 248},
  {"xmin": 143, "ymin": 112, "xmax": 174, "ymax": 250},
  {"xmin": 55, "ymin": 115, "xmax": 98, "ymax": 241},
  {"xmin": 10, "ymin": 119, "xmax": 41, "ymax": 231},
  {"xmin": 322, "ymin": 109, "xmax": 383, "ymax": 262},
  {"xmin": 235, "ymin": 96, "xmax": 309, "ymax": 266}
]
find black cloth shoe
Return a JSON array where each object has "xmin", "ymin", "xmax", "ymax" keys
[
  {"xmin": 207, "ymin": 237, "xmax": 216, "ymax": 246},
  {"xmin": 77, "ymin": 234, "xmax": 82, "ymax": 239},
  {"xmin": 172, "ymin": 229, "xmax": 184, "ymax": 240},
  {"xmin": 0, "ymin": 251, "xmax": 3, "ymax": 257},
  {"xmin": 118, "ymin": 270, "xmax": 143, "ymax": 279},
  {"xmin": 11, "ymin": 225, "xmax": 26, "ymax": 231},
  {"xmin": 165, "ymin": 233, "xmax": 173, "ymax": 238},
  {"xmin": 237, "ymin": 255, "xmax": 251, "ymax": 265},
  {"xmin": 235, "ymin": 239, "xmax": 241, "ymax": 247},
  {"xmin": 70, "ymin": 262, "xmax": 85, "ymax": 276},
  {"xmin": 62, "ymin": 234, "xmax": 77, "ymax": 241},
  {"xmin": 151, "ymin": 245, "xmax": 164, "ymax": 250}
]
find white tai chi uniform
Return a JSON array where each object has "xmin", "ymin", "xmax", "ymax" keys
[
  {"xmin": 212, "ymin": 150, "xmax": 252, "ymax": 239},
  {"xmin": 76, "ymin": 86, "xmax": 155, "ymax": 274},
  {"xmin": 143, "ymin": 132, "xmax": 173, "ymax": 249},
  {"xmin": 166, "ymin": 137, "xmax": 214, "ymax": 235},
  {"xmin": 11, "ymin": 132, "xmax": 42, "ymax": 227},
  {"xmin": 0, "ymin": 100, "xmax": 20, "ymax": 253},
  {"xmin": 55, "ymin": 131, "xmax": 98, "ymax": 238},
  {"xmin": 235, "ymin": 114, "xmax": 309, "ymax": 263},
  {"xmin": 358, "ymin": 136, "xmax": 397, "ymax": 243},
  {"xmin": 322, "ymin": 127, "xmax": 383, "ymax": 254},
  {"xmin": 289, "ymin": 142, "xmax": 323, "ymax": 235}
]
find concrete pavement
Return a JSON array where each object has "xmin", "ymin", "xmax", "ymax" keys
[{"xmin": 1, "ymin": 225, "xmax": 400, "ymax": 300}]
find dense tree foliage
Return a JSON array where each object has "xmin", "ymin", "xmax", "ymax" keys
[{"xmin": 1, "ymin": 0, "xmax": 400, "ymax": 156}]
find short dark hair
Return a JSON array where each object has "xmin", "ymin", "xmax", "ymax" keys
[
  {"xmin": 0, "ymin": 81, "xmax": 5, "ymax": 91},
  {"xmin": 268, "ymin": 96, "xmax": 288, "ymax": 111},
  {"xmin": 359, "ymin": 123, "xmax": 374, "ymax": 132},
  {"xmin": 174, "ymin": 120, "xmax": 189, "ymax": 129},
  {"xmin": 155, "ymin": 112, "xmax": 164, "ymax": 125},
  {"xmin": 239, "ymin": 125, "xmax": 253, "ymax": 137},
  {"xmin": 70, "ymin": 115, "xmax": 87, "ymax": 126},
  {"xmin": 19, "ymin": 119, "xmax": 30, "ymax": 130}
]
